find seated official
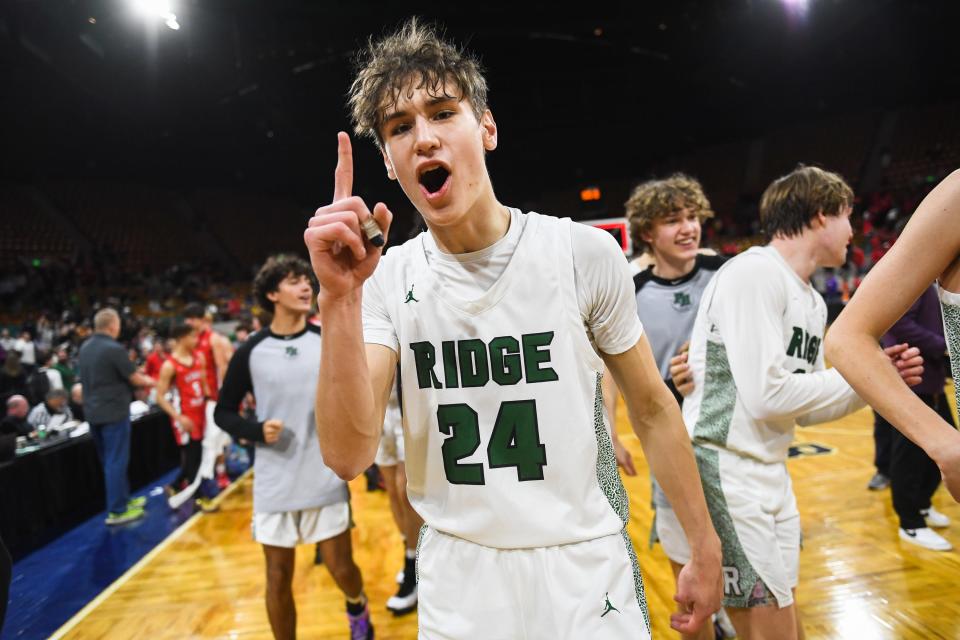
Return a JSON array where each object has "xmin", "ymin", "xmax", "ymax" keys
[
  {"xmin": 1, "ymin": 395, "xmax": 33, "ymax": 437},
  {"xmin": 27, "ymin": 388, "xmax": 73, "ymax": 431}
]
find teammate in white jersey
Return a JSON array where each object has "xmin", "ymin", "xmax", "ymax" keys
[
  {"xmin": 681, "ymin": 166, "xmax": 923, "ymax": 640},
  {"xmin": 828, "ymin": 170, "xmax": 960, "ymax": 504},
  {"xmin": 304, "ymin": 18, "xmax": 722, "ymax": 639}
]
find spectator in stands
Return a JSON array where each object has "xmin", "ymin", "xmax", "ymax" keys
[
  {"xmin": 35, "ymin": 316, "xmax": 54, "ymax": 353},
  {"xmin": 52, "ymin": 347, "xmax": 76, "ymax": 389},
  {"xmin": 27, "ymin": 388, "xmax": 73, "ymax": 431},
  {"xmin": 868, "ymin": 411, "xmax": 892, "ymax": 491},
  {"xmin": 136, "ymin": 328, "xmax": 154, "ymax": 355},
  {"xmin": 78, "ymin": 308, "xmax": 156, "ymax": 526},
  {"xmin": 38, "ymin": 351, "xmax": 64, "ymax": 391},
  {"xmin": 69, "ymin": 382, "xmax": 84, "ymax": 421},
  {"xmin": 0, "ymin": 329, "xmax": 13, "ymax": 354},
  {"xmin": 144, "ymin": 340, "xmax": 167, "ymax": 380},
  {"xmin": 24, "ymin": 354, "xmax": 53, "ymax": 407},
  {"xmin": 14, "ymin": 331, "xmax": 36, "ymax": 370},
  {"xmin": 0, "ymin": 395, "xmax": 33, "ymax": 437},
  {"xmin": 0, "ymin": 352, "xmax": 27, "ymax": 403},
  {"xmin": 232, "ymin": 322, "xmax": 252, "ymax": 347}
]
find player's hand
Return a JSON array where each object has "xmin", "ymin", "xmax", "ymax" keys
[
  {"xmin": 263, "ymin": 419, "xmax": 283, "ymax": 444},
  {"xmin": 669, "ymin": 342, "xmax": 694, "ymax": 397},
  {"xmin": 672, "ymin": 545, "xmax": 723, "ymax": 634},
  {"xmin": 882, "ymin": 343, "xmax": 923, "ymax": 387},
  {"xmin": 177, "ymin": 415, "xmax": 194, "ymax": 433},
  {"xmin": 612, "ymin": 434, "xmax": 637, "ymax": 476},
  {"xmin": 304, "ymin": 132, "xmax": 393, "ymax": 303}
]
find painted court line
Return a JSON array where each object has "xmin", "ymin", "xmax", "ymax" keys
[{"xmin": 48, "ymin": 468, "xmax": 253, "ymax": 639}]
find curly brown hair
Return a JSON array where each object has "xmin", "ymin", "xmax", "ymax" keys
[
  {"xmin": 625, "ymin": 173, "xmax": 714, "ymax": 254},
  {"xmin": 253, "ymin": 254, "xmax": 316, "ymax": 314},
  {"xmin": 347, "ymin": 17, "xmax": 488, "ymax": 147},
  {"xmin": 759, "ymin": 165, "xmax": 853, "ymax": 239}
]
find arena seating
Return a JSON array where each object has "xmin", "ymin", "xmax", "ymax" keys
[
  {"xmin": 0, "ymin": 186, "xmax": 78, "ymax": 270},
  {"xmin": 186, "ymin": 188, "xmax": 309, "ymax": 267},
  {"xmin": 42, "ymin": 181, "xmax": 210, "ymax": 271},
  {"xmin": 758, "ymin": 112, "xmax": 879, "ymax": 190},
  {"xmin": 882, "ymin": 102, "xmax": 960, "ymax": 191}
]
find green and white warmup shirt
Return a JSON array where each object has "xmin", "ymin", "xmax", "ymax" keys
[
  {"xmin": 215, "ymin": 325, "xmax": 349, "ymax": 514},
  {"xmin": 633, "ymin": 255, "xmax": 726, "ymax": 382},
  {"xmin": 938, "ymin": 286, "xmax": 960, "ymax": 411},
  {"xmin": 362, "ymin": 209, "xmax": 642, "ymax": 549},
  {"xmin": 682, "ymin": 245, "xmax": 864, "ymax": 464}
]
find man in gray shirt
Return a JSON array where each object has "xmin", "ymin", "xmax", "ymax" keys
[
  {"xmin": 78, "ymin": 309, "xmax": 155, "ymax": 525},
  {"xmin": 215, "ymin": 255, "xmax": 372, "ymax": 640}
]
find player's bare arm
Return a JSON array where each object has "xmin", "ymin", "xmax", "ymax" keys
[
  {"xmin": 155, "ymin": 360, "xmax": 191, "ymax": 433},
  {"xmin": 305, "ymin": 132, "xmax": 394, "ymax": 479},
  {"xmin": 601, "ymin": 366, "xmax": 637, "ymax": 476},
  {"xmin": 128, "ymin": 368, "xmax": 156, "ymax": 388},
  {"xmin": 827, "ymin": 170, "xmax": 960, "ymax": 501},
  {"xmin": 603, "ymin": 333, "xmax": 722, "ymax": 634},
  {"xmin": 211, "ymin": 333, "xmax": 233, "ymax": 386}
]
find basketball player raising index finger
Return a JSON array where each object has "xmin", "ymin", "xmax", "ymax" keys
[
  {"xmin": 305, "ymin": 18, "xmax": 721, "ymax": 640},
  {"xmin": 305, "ymin": 132, "xmax": 393, "ymax": 300}
]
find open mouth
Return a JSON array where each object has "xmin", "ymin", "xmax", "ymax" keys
[{"xmin": 419, "ymin": 165, "xmax": 451, "ymax": 195}]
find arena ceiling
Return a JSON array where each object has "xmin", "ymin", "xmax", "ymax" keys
[{"xmin": 2, "ymin": 0, "xmax": 958, "ymax": 206}]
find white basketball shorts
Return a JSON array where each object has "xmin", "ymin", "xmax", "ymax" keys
[
  {"xmin": 374, "ymin": 414, "xmax": 405, "ymax": 467},
  {"xmin": 655, "ymin": 503, "xmax": 692, "ymax": 565},
  {"xmin": 416, "ymin": 526, "xmax": 651, "ymax": 640},
  {"xmin": 694, "ymin": 445, "xmax": 800, "ymax": 609},
  {"xmin": 252, "ymin": 501, "xmax": 351, "ymax": 548}
]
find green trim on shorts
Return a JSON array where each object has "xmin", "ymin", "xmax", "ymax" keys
[
  {"xmin": 593, "ymin": 372, "xmax": 629, "ymax": 526},
  {"xmin": 594, "ymin": 372, "xmax": 650, "ymax": 631},
  {"xmin": 695, "ymin": 446, "xmax": 775, "ymax": 608},
  {"xmin": 941, "ymin": 299, "xmax": 960, "ymax": 411},
  {"xmin": 620, "ymin": 529, "xmax": 651, "ymax": 634},
  {"xmin": 415, "ymin": 523, "xmax": 428, "ymax": 584},
  {"xmin": 692, "ymin": 341, "xmax": 737, "ymax": 447}
]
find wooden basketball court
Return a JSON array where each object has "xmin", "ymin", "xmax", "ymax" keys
[{"xmin": 52, "ymin": 396, "xmax": 960, "ymax": 639}]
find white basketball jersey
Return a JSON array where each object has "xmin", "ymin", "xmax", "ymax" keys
[
  {"xmin": 378, "ymin": 211, "xmax": 628, "ymax": 549},
  {"xmin": 682, "ymin": 246, "xmax": 860, "ymax": 464}
]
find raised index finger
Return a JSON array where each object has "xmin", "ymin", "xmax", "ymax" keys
[{"xmin": 333, "ymin": 131, "xmax": 353, "ymax": 202}]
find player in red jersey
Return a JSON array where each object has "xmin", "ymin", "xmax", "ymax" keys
[
  {"xmin": 156, "ymin": 323, "xmax": 211, "ymax": 501},
  {"xmin": 143, "ymin": 340, "xmax": 169, "ymax": 381},
  {"xmin": 184, "ymin": 303, "xmax": 235, "ymax": 490}
]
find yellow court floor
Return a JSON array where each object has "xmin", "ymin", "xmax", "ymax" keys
[{"xmin": 53, "ymin": 400, "xmax": 960, "ymax": 639}]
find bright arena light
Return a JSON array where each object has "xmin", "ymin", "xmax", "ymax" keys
[
  {"xmin": 130, "ymin": 0, "xmax": 180, "ymax": 31},
  {"xmin": 132, "ymin": 0, "xmax": 171, "ymax": 17},
  {"xmin": 780, "ymin": 0, "xmax": 810, "ymax": 21}
]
